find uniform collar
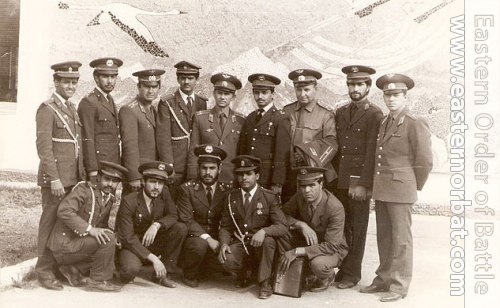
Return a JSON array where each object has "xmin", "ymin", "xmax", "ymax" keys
[
  {"xmin": 259, "ymin": 103, "xmax": 273, "ymax": 114},
  {"xmin": 295, "ymin": 100, "xmax": 316, "ymax": 112},
  {"xmin": 142, "ymin": 190, "xmax": 153, "ymax": 208},
  {"xmin": 53, "ymin": 92, "xmax": 68, "ymax": 105},
  {"xmin": 95, "ymin": 86, "xmax": 110, "ymax": 100},
  {"xmin": 350, "ymin": 97, "xmax": 368, "ymax": 109},
  {"xmin": 241, "ymin": 184, "xmax": 259, "ymax": 202},
  {"xmin": 215, "ymin": 106, "xmax": 230, "ymax": 118},
  {"xmin": 179, "ymin": 89, "xmax": 195, "ymax": 105}
]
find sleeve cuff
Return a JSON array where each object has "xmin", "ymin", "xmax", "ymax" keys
[
  {"xmin": 50, "ymin": 179, "xmax": 61, "ymax": 184},
  {"xmin": 200, "ymin": 234, "xmax": 211, "ymax": 240},
  {"xmin": 89, "ymin": 171, "xmax": 98, "ymax": 177}
]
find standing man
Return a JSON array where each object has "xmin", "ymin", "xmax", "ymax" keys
[
  {"xmin": 35, "ymin": 61, "xmax": 85, "ymax": 290},
  {"xmin": 218, "ymin": 155, "xmax": 288, "ymax": 300},
  {"xmin": 237, "ymin": 73, "xmax": 291, "ymax": 196},
  {"xmin": 187, "ymin": 73, "xmax": 245, "ymax": 186},
  {"xmin": 119, "ymin": 69, "xmax": 165, "ymax": 194},
  {"xmin": 283, "ymin": 69, "xmax": 338, "ymax": 198},
  {"xmin": 78, "ymin": 57, "xmax": 122, "ymax": 183},
  {"xmin": 47, "ymin": 161, "xmax": 127, "ymax": 292},
  {"xmin": 334, "ymin": 65, "xmax": 383, "ymax": 289},
  {"xmin": 156, "ymin": 61, "xmax": 207, "ymax": 201},
  {"xmin": 278, "ymin": 167, "xmax": 348, "ymax": 293},
  {"xmin": 177, "ymin": 145, "xmax": 228, "ymax": 287},
  {"xmin": 360, "ymin": 73, "xmax": 433, "ymax": 302},
  {"xmin": 117, "ymin": 161, "xmax": 188, "ymax": 288}
]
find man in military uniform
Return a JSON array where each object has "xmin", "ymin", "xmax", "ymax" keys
[
  {"xmin": 117, "ymin": 161, "xmax": 188, "ymax": 288},
  {"xmin": 333, "ymin": 65, "xmax": 383, "ymax": 289},
  {"xmin": 283, "ymin": 69, "xmax": 338, "ymax": 199},
  {"xmin": 156, "ymin": 61, "xmax": 207, "ymax": 201},
  {"xmin": 35, "ymin": 61, "xmax": 85, "ymax": 290},
  {"xmin": 177, "ymin": 145, "xmax": 228, "ymax": 287},
  {"xmin": 187, "ymin": 73, "xmax": 245, "ymax": 186},
  {"xmin": 78, "ymin": 57, "xmax": 122, "ymax": 183},
  {"xmin": 119, "ymin": 69, "xmax": 165, "ymax": 194},
  {"xmin": 278, "ymin": 167, "xmax": 348, "ymax": 293},
  {"xmin": 360, "ymin": 74, "xmax": 433, "ymax": 302},
  {"xmin": 47, "ymin": 161, "xmax": 127, "ymax": 292},
  {"xmin": 237, "ymin": 73, "xmax": 291, "ymax": 196},
  {"xmin": 218, "ymin": 155, "xmax": 288, "ymax": 299}
]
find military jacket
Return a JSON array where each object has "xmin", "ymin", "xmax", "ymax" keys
[
  {"xmin": 187, "ymin": 108, "xmax": 245, "ymax": 183},
  {"xmin": 36, "ymin": 94, "xmax": 85, "ymax": 187},
  {"xmin": 372, "ymin": 107, "xmax": 433, "ymax": 203},
  {"xmin": 177, "ymin": 180, "xmax": 229, "ymax": 238},
  {"xmin": 119, "ymin": 97, "xmax": 158, "ymax": 182},
  {"xmin": 78, "ymin": 88, "xmax": 121, "ymax": 173},
  {"xmin": 47, "ymin": 182, "xmax": 114, "ymax": 253},
  {"xmin": 334, "ymin": 99, "xmax": 383, "ymax": 189},
  {"xmin": 156, "ymin": 90, "xmax": 207, "ymax": 174},
  {"xmin": 219, "ymin": 186, "xmax": 288, "ymax": 246},
  {"xmin": 237, "ymin": 105, "xmax": 291, "ymax": 187},
  {"xmin": 283, "ymin": 189, "xmax": 348, "ymax": 259},
  {"xmin": 117, "ymin": 188, "xmax": 179, "ymax": 260}
]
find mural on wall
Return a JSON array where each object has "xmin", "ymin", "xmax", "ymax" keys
[{"xmin": 41, "ymin": 0, "xmax": 476, "ymax": 173}]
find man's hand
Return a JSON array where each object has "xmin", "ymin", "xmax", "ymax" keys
[
  {"xmin": 271, "ymin": 184, "xmax": 282, "ymax": 195},
  {"xmin": 293, "ymin": 152, "xmax": 304, "ymax": 164},
  {"xmin": 129, "ymin": 179, "xmax": 142, "ymax": 191},
  {"xmin": 88, "ymin": 227, "xmax": 114, "ymax": 245},
  {"xmin": 142, "ymin": 223, "xmax": 160, "ymax": 247},
  {"xmin": 149, "ymin": 255, "xmax": 166, "ymax": 280},
  {"xmin": 206, "ymin": 237, "xmax": 220, "ymax": 253},
  {"xmin": 250, "ymin": 229, "xmax": 266, "ymax": 247},
  {"xmin": 218, "ymin": 243, "xmax": 231, "ymax": 264},
  {"xmin": 296, "ymin": 221, "xmax": 318, "ymax": 246},
  {"xmin": 278, "ymin": 250, "xmax": 297, "ymax": 274},
  {"xmin": 350, "ymin": 186, "xmax": 367, "ymax": 201},
  {"xmin": 51, "ymin": 180, "xmax": 65, "ymax": 198}
]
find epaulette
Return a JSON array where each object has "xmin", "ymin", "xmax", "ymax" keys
[
  {"xmin": 218, "ymin": 182, "xmax": 232, "ymax": 191},
  {"xmin": 232, "ymin": 110, "xmax": 245, "ymax": 118},
  {"xmin": 85, "ymin": 90, "xmax": 97, "ymax": 98},
  {"xmin": 405, "ymin": 113, "xmax": 417, "ymax": 121},
  {"xmin": 41, "ymin": 97, "xmax": 55, "ymax": 106},
  {"xmin": 197, "ymin": 94, "xmax": 208, "ymax": 101},
  {"xmin": 160, "ymin": 93, "xmax": 175, "ymax": 101},
  {"xmin": 126, "ymin": 100, "xmax": 138, "ymax": 109},
  {"xmin": 196, "ymin": 109, "xmax": 210, "ymax": 116},
  {"xmin": 316, "ymin": 100, "xmax": 334, "ymax": 112},
  {"xmin": 261, "ymin": 186, "xmax": 278, "ymax": 196},
  {"xmin": 182, "ymin": 179, "xmax": 197, "ymax": 188}
]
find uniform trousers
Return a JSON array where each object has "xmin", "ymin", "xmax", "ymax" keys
[
  {"xmin": 372, "ymin": 201, "xmax": 413, "ymax": 296},
  {"xmin": 221, "ymin": 237, "xmax": 277, "ymax": 283},
  {"xmin": 278, "ymin": 230, "xmax": 341, "ymax": 280},
  {"xmin": 52, "ymin": 233, "xmax": 116, "ymax": 281},
  {"xmin": 36, "ymin": 187, "xmax": 70, "ymax": 280},
  {"xmin": 181, "ymin": 236, "xmax": 224, "ymax": 280},
  {"xmin": 119, "ymin": 222, "xmax": 187, "ymax": 282},
  {"xmin": 168, "ymin": 173, "xmax": 185, "ymax": 203},
  {"xmin": 335, "ymin": 188, "xmax": 370, "ymax": 284}
]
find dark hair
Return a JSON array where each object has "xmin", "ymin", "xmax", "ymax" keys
[
  {"xmin": 346, "ymin": 78, "xmax": 372, "ymax": 87},
  {"xmin": 177, "ymin": 73, "xmax": 200, "ymax": 79},
  {"xmin": 143, "ymin": 175, "xmax": 166, "ymax": 184},
  {"xmin": 198, "ymin": 159, "xmax": 222, "ymax": 168}
]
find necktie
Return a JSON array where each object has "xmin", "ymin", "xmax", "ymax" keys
[
  {"xmin": 147, "ymin": 200, "xmax": 154, "ymax": 214},
  {"xmin": 187, "ymin": 96, "xmax": 194, "ymax": 115},
  {"xmin": 107, "ymin": 94, "xmax": 114, "ymax": 105},
  {"xmin": 206, "ymin": 186, "xmax": 213, "ymax": 205},
  {"xmin": 255, "ymin": 108, "xmax": 264, "ymax": 123},
  {"xmin": 308, "ymin": 203, "xmax": 315, "ymax": 218},
  {"xmin": 219, "ymin": 113, "xmax": 227, "ymax": 131},
  {"xmin": 244, "ymin": 192, "xmax": 251, "ymax": 209},
  {"xmin": 384, "ymin": 116, "xmax": 395, "ymax": 137},
  {"xmin": 350, "ymin": 103, "xmax": 358, "ymax": 120},
  {"xmin": 297, "ymin": 105, "xmax": 305, "ymax": 126}
]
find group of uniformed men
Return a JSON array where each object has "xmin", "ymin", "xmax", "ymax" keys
[{"xmin": 35, "ymin": 57, "xmax": 433, "ymax": 302}]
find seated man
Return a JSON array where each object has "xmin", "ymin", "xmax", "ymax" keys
[
  {"xmin": 218, "ymin": 155, "xmax": 288, "ymax": 299},
  {"xmin": 117, "ymin": 161, "xmax": 188, "ymax": 288},
  {"xmin": 47, "ymin": 161, "xmax": 127, "ymax": 292},
  {"xmin": 177, "ymin": 144, "xmax": 229, "ymax": 287},
  {"xmin": 278, "ymin": 167, "xmax": 348, "ymax": 292}
]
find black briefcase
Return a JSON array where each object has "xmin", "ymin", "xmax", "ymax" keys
[{"xmin": 273, "ymin": 257, "xmax": 306, "ymax": 298}]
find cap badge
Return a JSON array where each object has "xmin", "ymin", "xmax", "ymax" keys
[
  {"xmin": 386, "ymin": 73, "xmax": 395, "ymax": 78},
  {"xmin": 300, "ymin": 168, "xmax": 308, "ymax": 175},
  {"xmin": 158, "ymin": 164, "xmax": 165, "ymax": 171},
  {"xmin": 241, "ymin": 160, "xmax": 245, "ymax": 167},
  {"xmin": 205, "ymin": 145, "xmax": 213, "ymax": 153},
  {"xmin": 68, "ymin": 67, "xmax": 73, "ymax": 72},
  {"xmin": 149, "ymin": 75, "xmax": 157, "ymax": 81},
  {"xmin": 296, "ymin": 69, "xmax": 304, "ymax": 74},
  {"xmin": 222, "ymin": 81, "xmax": 228, "ymax": 87},
  {"xmin": 298, "ymin": 75, "xmax": 305, "ymax": 81},
  {"xmin": 184, "ymin": 65, "xmax": 188, "ymax": 69},
  {"xmin": 351, "ymin": 66, "xmax": 359, "ymax": 73},
  {"xmin": 387, "ymin": 83, "xmax": 396, "ymax": 90},
  {"xmin": 258, "ymin": 75, "xmax": 265, "ymax": 81},
  {"xmin": 222, "ymin": 74, "xmax": 230, "ymax": 79},
  {"xmin": 106, "ymin": 59, "xmax": 114, "ymax": 66}
]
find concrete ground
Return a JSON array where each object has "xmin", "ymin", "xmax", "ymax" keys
[{"xmin": 0, "ymin": 213, "xmax": 463, "ymax": 308}]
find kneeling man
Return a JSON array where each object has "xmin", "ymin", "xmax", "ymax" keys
[
  {"xmin": 117, "ymin": 161, "xmax": 188, "ymax": 287},
  {"xmin": 218, "ymin": 155, "xmax": 288, "ymax": 299},
  {"xmin": 278, "ymin": 167, "xmax": 348, "ymax": 292},
  {"xmin": 47, "ymin": 161, "xmax": 127, "ymax": 292}
]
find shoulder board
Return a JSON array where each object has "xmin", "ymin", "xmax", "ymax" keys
[
  {"xmin": 405, "ymin": 113, "xmax": 417, "ymax": 121},
  {"xmin": 233, "ymin": 110, "xmax": 245, "ymax": 118},
  {"xmin": 196, "ymin": 109, "xmax": 210, "ymax": 116},
  {"xmin": 126, "ymin": 100, "xmax": 138, "ymax": 108},
  {"xmin": 160, "ymin": 93, "xmax": 175, "ymax": 101},
  {"xmin": 283, "ymin": 101, "xmax": 297, "ymax": 109},
  {"xmin": 42, "ymin": 97, "xmax": 55, "ymax": 106},
  {"xmin": 196, "ymin": 94, "xmax": 208, "ymax": 101},
  {"xmin": 261, "ymin": 187, "xmax": 278, "ymax": 196},
  {"xmin": 85, "ymin": 90, "xmax": 97, "ymax": 98},
  {"xmin": 278, "ymin": 109, "xmax": 285, "ymax": 115},
  {"xmin": 316, "ymin": 100, "xmax": 334, "ymax": 112},
  {"xmin": 182, "ymin": 179, "xmax": 197, "ymax": 187}
]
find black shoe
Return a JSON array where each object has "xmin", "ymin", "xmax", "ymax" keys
[
  {"xmin": 258, "ymin": 279, "xmax": 273, "ymax": 299},
  {"xmin": 337, "ymin": 280, "xmax": 357, "ymax": 289},
  {"xmin": 39, "ymin": 279, "xmax": 63, "ymax": 291},
  {"xmin": 86, "ymin": 279, "xmax": 122, "ymax": 292},
  {"xmin": 380, "ymin": 292, "xmax": 405, "ymax": 302},
  {"xmin": 360, "ymin": 284, "xmax": 389, "ymax": 293},
  {"xmin": 310, "ymin": 272, "xmax": 335, "ymax": 292},
  {"xmin": 182, "ymin": 276, "xmax": 199, "ymax": 288},
  {"xmin": 59, "ymin": 265, "xmax": 86, "ymax": 287},
  {"xmin": 235, "ymin": 278, "xmax": 250, "ymax": 288}
]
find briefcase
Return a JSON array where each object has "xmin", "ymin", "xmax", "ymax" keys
[{"xmin": 273, "ymin": 257, "xmax": 306, "ymax": 298}]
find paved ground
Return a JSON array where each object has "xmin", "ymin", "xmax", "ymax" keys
[{"xmin": 0, "ymin": 213, "xmax": 464, "ymax": 308}]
